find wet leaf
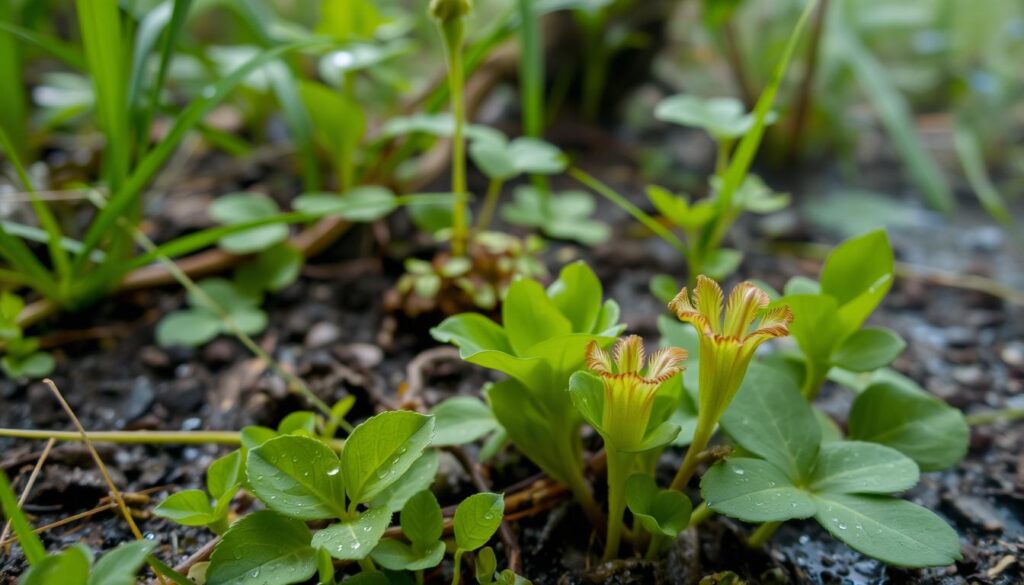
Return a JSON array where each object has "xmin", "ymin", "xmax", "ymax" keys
[
  {"xmin": 207, "ymin": 510, "xmax": 316, "ymax": 585},
  {"xmin": 454, "ymin": 492, "xmax": 504, "ymax": 552},
  {"xmin": 341, "ymin": 411, "xmax": 435, "ymax": 504},
  {"xmin": 246, "ymin": 435, "xmax": 347, "ymax": 520}
]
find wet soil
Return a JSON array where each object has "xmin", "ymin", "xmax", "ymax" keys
[{"xmin": 1, "ymin": 126, "xmax": 1023, "ymax": 584}]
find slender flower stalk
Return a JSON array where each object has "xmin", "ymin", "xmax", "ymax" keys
[
  {"xmin": 668, "ymin": 276, "xmax": 793, "ymax": 492},
  {"xmin": 430, "ymin": 0, "xmax": 472, "ymax": 257},
  {"xmin": 584, "ymin": 336, "xmax": 687, "ymax": 561}
]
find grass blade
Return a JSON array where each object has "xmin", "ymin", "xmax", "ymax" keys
[
  {"xmin": 71, "ymin": 39, "xmax": 330, "ymax": 274},
  {"xmin": 0, "ymin": 126, "xmax": 71, "ymax": 287},
  {"xmin": 953, "ymin": 122, "xmax": 1012, "ymax": 225},
  {"xmin": 0, "ymin": 2, "xmax": 28, "ymax": 158},
  {"xmin": 75, "ymin": 0, "xmax": 131, "ymax": 192},
  {"xmin": 0, "ymin": 470, "xmax": 46, "ymax": 566},
  {"xmin": 0, "ymin": 22, "xmax": 86, "ymax": 69},
  {"xmin": 831, "ymin": 8, "xmax": 955, "ymax": 213}
]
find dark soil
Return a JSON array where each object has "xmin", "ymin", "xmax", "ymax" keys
[{"xmin": 2, "ymin": 124, "xmax": 1023, "ymax": 584}]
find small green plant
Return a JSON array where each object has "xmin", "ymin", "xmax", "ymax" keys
[
  {"xmin": 0, "ymin": 291, "xmax": 54, "ymax": 379},
  {"xmin": 569, "ymin": 336, "xmax": 689, "ymax": 560},
  {"xmin": 154, "ymin": 451, "xmax": 241, "ymax": 535},
  {"xmin": 0, "ymin": 470, "xmax": 162, "ymax": 584},
  {"xmin": 432, "ymin": 261, "xmax": 625, "ymax": 525},
  {"xmin": 699, "ymin": 363, "xmax": 962, "ymax": 567}
]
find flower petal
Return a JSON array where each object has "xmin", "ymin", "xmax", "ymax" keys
[
  {"xmin": 614, "ymin": 335, "xmax": 646, "ymax": 373},
  {"xmin": 692, "ymin": 276, "xmax": 724, "ymax": 334},
  {"xmin": 646, "ymin": 347, "xmax": 688, "ymax": 381},
  {"xmin": 744, "ymin": 305, "xmax": 794, "ymax": 344},
  {"xmin": 723, "ymin": 282, "xmax": 770, "ymax": 338},
  {"xmin": 585, "ymin": 340, "xmax": 614, "ymax": 374}
]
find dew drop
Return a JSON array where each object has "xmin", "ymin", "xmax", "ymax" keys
[
  {"xmin": 837, "ymin": 522, "xmax": 848, "ymax": 530},
  {"xmin": 733, "ymin": 468, "xmax": 745, "ymax": 475},
  {"xmin": 327, "ymin": 467, "xmax": 340, "ymax": 476},
  {"xmin": 351, "ymin": 542, "xmax": 361, "ymax": 550}
]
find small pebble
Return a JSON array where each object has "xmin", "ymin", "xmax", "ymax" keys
[
  {"xmin": 305, "ymin": 322, "xmax": 341, "ymax": 348},
  {"xmin": 1000, "ymin": 341, "xmax": 1024, "ymax": 370}
]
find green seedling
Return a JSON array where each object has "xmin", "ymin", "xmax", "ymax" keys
[
  {"xmin": 209, "ymin": 193, "xmax": 291, "ymax": 255},
  {"xmin": 432, "ymin": 261, "xmax": 625, "ymax": 525},
  {"xmin": 451, "ymin": 492, "xmax": 506, "ymax": 585},
  {"xmin": 429, "ymin": 396, "xmax": 505, "ymax": 462},
  {"xmin": 0, "ymin": 292, "xmax": 54, "ymax": 379},
  {"xmin": 569, "ymin": 336, "xmax": 688, "ymax": 560},
  {"xmin": 0, "ymin": 470, "xmax": 163, "ymax": 584},
  {"xmin": 775, "ymin": 229, "xmax": 902, "ymax": 399},
  {"xmin": 501, "ymin": 187, "xmax": 611, "ymax": 247},
  {"xmin": 474, "ymin": 546, "xmax": 531, "ymax": 585},
  {"xmin": 156, "ymin": 277, "xmax": 268, "ymax": 348},
  {"xmin": 468, "ymin": 133, "xmax": 566, "ymax": 231},
  {"xmin": 154, "ymin": 450, "xmax": 242, "ymax": 535},
  {"xmin": 700, "ymin": 363, "xmax": 962, "ymax": 568}
]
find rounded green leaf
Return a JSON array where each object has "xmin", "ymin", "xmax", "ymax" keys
[
  {"xmin": 701, "ymin": 458, "xmax": 817, "ymax": 523},
  {"xmin": 831, "ymin": 327, "xmax": 906, "ymax": 372},
  {"xmin": 293, "ymin": 187, "xmax": 397, "ymax": 222},
  {"xmin": 370, "ymin": 450, "xmax": 440, "ymax": 513},
  {"xmin": 89, "ymin": 541, "xmax": 156, "ymax": 585},
  {"xmin": 454, "ymin": 492, "xmax": 505, "ymax": 552},
  {"xmin": 502, "ymin": 278, "xmax": 572, "ymax": 355},
  {"xmin": 720, "ymin": 364, "xmax": 821, "ymax": 481},
  {"xmin": 154, "ymin": 490, "xmax": 216, "ymax": 526},
  {"xmin": 625, "ymin": 474, "xmax": 692, "ymax": 537},
  {"xmin": 813, "ymin": 493, "xmax": 961, "ymax": 568},
  {"xmin": 508, "ymin": 138, "xmax": 565, "ymax": 175},
  {"xmin": 207, "ymin": 510, "xmax": 317, "ymax": 585},
  {"xmin": 809, "ymin": 441, "xmax": 919, "ymax": 495},
  {"xmin": 848, "ymin": 382, "xmax": 968, "ymax": 471},
  {"xmin": 470, "ymin": 136, "xmax": 517, "ymax": 180},
  {"xmin": 370, "ymin": 539, "xmax": 445, "ymax": 571},
  {"xmin": 431, "ymin": 397, "xmax": 499, "ymax": 447},
  {"xmin": 311, "ymin": 507, "xmax": 392, "ymax": 561},
  {"xmin": 546, "ymin": 261, "xmax": 602, "ymax": 333},
  {"xmin": 246, "ymin": 435, "xmax": 347, "ymax": 520},
  {"xmin": 342, "ymin": 411, "xmax": 435, "ymax": 504},
  {"xmin": 156, "ymin": 309, "xmax": 221, "ymax": 347},
  {"xmin": 401, "ymin": 490, "xmax": 442, "ymax": 549},
  {"xmin": 207, "ymin": 450, "xmax": 243, "ymax": 500},
  {"xmin": 211, "ymin": 194, "xmax": 288, "ymax": 254},
  {"xmin": 235, "ymin": 244, "xmax": 303, "ymax": 293},
  {"xmin": 21, "ymin": 545, "xmax": 90, "ymax": 585}
]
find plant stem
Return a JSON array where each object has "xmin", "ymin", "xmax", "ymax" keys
[
  {"xmin": 415, "ymin": 570, "xmax": 424, "ymax": 585},
  {"xmin": 746, "ymin": 521, "xmax": 782, "ymax": 548},
  {"xmin": 357, "ymin": 557, "xmax": 377, "ymax": 573},
  {"xmin": 689, "ymin": 502, "xmax": 711, "ymax": 526},
  {"xmin": 451, "ymin": 549, "xmax": 464, "ymax": 585},
  {"xmin": 966, "ymin": 407, "xmax": 1024, "ymax": 426},
  {"xmin": 0, "ymin": 429, "xmax": 241, "ymax": 445},
  {"xmin": 476, "ymin": 178, "xmax": 504, "ymax": 231},
  {"xmin": 602, "ymin": 449, "xmax": 630, "ymax": 562},
  {"xmin": 801, "ymin": 360, "xmax": 828, "ymax": 400},
  {"xmin": 644, "ymin": 533, "xmax": 666, "ymax": 560},
  {"xmin": 669, "ymin": 421, "xmax": 713, "ymax": 492},
  {"xmin": 439, "ymin": 18, "xmax": 469, "ymax": 257}
]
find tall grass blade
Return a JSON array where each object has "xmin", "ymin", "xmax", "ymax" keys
[
  {"xmin": 0, "ymin": 2, "xmax": 28, "ymax": 158},
  {"xmin": 75, "ymin": 0, "xmax": 131, "ymax": 192},
  {"xmin": 953, "ymin": 122, "xmax": 1012, "ymax": 225},
  {"xmin": 0, "ymin": 470, "xmax": 46, "ymax": 566},
  {"xmin": 831, "ymin": 4, "xmax": 955, "ymax": 213},
  {"xmin": 0, "ymin": 22, "xmax": 86, "ymax": 69},
  {"xmin": 72, "ymin": 40, "xmax": 330, "ymax": 274}
]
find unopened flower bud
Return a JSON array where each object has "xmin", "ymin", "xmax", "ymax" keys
[{"xmin": 429, "ymin": 0, "xmax": 472, "ymax": 22}]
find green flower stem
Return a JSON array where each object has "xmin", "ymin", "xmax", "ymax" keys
[
  {"xmin": 689, "ymin": 502, "xmax": 712, "ymax": 526},
  {"xmin": 451, "ymin": 549, "xmax": 464, "ymax": 585},
  {"xmin": 966, "ymin": 407, "xmax": 1024, "ymax": 426},
  {"xmin": 475, "ymin": 178, "xmax": 504, "ymax": 231},
  {"xmin": 669, "ymin": 419, "xmax": 714, "ymax": 492},
  {"xmin": 746, "ymin": 521, "xmax": 782, "ymax": 548},
  {"xmin": 415, "ymin": 570, "xmax": 425, "ymax": 585},
  {"xmin": 438, "ymin": 17, "xmax": 469, "ymax": 257},
  {"xmin": 561, "ymin": 443, "xmax": 604, "ymax": 530},
  {"xmin": 644, "ymin": 533, "xmax": 666, "ymax": 560},
  {"xmin": 602, "ymin": 448, "xmax": 631, "ymax": 561},
  {"xmin": 801, "ymin": 360, "xmax": 828, "ymax": 400},
  {"xmin": 357, "ymin": 557, "xmax": 377, "ymax": 573},
  {"xmin": 714, "ymin": 138, "xmax": 733, "ymax": 175}
]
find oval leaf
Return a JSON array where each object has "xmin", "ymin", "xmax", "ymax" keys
[
  {"xmin": 342, "ymin": 411, "xmax": 435, "ymax": 504},
  {"xmin": 207, "ymin": 510, "xmax": 317, "ymax": 585},
  {"xmin": 701, "ymin": 458, "xmax": 817, "ymax": 523},
  {"xmin": 809, "ymin": 441, "xmax": 919, "ymax": 495},
  {"xmin": 453, "ymin": 492, "xmax": 505, "ymax": 552},
  {"xmin": 246, "ymin": 435, "xmax": 347, "ymax": 520},
  {"xmin": 311, "ymin": 507, "xmax": 392, "ymax": 561}
]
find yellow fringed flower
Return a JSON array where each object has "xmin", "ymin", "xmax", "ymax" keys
[{"xmin": 585, "ymin": 335, "xmax": 688, "ymax": 451}]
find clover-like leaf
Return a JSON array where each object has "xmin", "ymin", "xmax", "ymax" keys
[
  {"xmin": 625, "ymin": 474, "xmax": 692, "ymax": 537},
  {"xmin": 210, "ymin": 193, "xmax": 289, "ymax": 253},
  {"xmin": 341, "ymin": 411, "xmax": 435, "ymax": 504},
  {"xmin": 454, "ymin": 492, "xmax": 505, "ymax": 552},
  {"xmin": 701, "ymin": 458, "xmax": 817, "ymax": 523},
  {"xmin": 155, "ymin": 309, "xmax": 221, "ymax": 347},
  {"xmin": 311, "ymin": 507, "xmax": 392, "ymax": 561},
  {"xmin": 655, "ymin": 95, "xmax": 776, "ymax": 140},
  {"xmin": 502, "ymin": 187, "xmax": 610, "ymax": 246},
  {"xmin": 246, "ymin": 435, "xmax": 347, "ymax": 520},
  {"xmin": 809, "ymin": 441, "xmax": 919, "ymax": 495},
  {"xmin": 370, "ymin": 539, "xmax": 446, "ymax": 571},
  {"xmin": 207, "ymin": 510, "xmax": 317, "ymax": 585},
  {"xmin": 848, "ymin": 382, "xmax": 968, "ymax": 471},
  {"xmin": 812, "ymin": 494, "xmax": 961, "ymax": 568},
  {"xmin": 293, "ymin": 187, "xmax": 397, "ymax": 222}
]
